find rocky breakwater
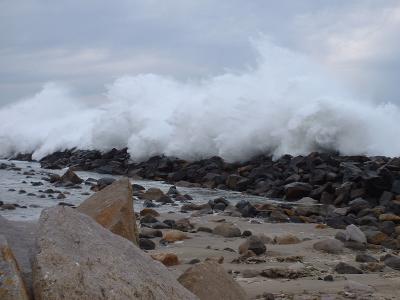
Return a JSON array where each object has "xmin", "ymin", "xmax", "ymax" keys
[
  {"xmin": 25, "ymin": 150, "xmax": 400, "ymax": 249},
  {"xmin": 33, "ymin": 149, "xmax": 400, "ymax": 206}
]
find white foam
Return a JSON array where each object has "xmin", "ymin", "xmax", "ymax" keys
[{"xmin": 1, "ymin": 39, "xmax": 400, "ymax": 161}]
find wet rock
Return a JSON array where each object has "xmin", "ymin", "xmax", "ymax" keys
[
  {"xmin": 77, "ymin": 178, "xmax": 139, "ymax": 245},
  {"xmin": 178, "ymin": 261, "xmax": 247, "ymax": 300},
  {"xmin": 313, "ymin": 239, "xmax": 344, "ymax": 254},
  {"xmin": 139, "ymin": 238, "xmax": 156, "ymax": 250},
  {"xmin": 213, "ymin": 223, "xmax": 241, "ymax": 238},
  {"xmin": 32, "ymin": 206, "xmax": 197, "ymax": 300},
  {"xmin": 334, "ymin": 262, "xmax": 363, "ymax": 274},
  {"xmin": 238, "ymin": 236, "xmax": 266, "ymax": 255},
  {"xmin": 151, "ymin": 253, "xmax": 179, "ymax": 267},
  {"xmin": 0, "ymin": 235, "xmax": 30, "ymax": 300},
  {"xmin": 274, "ymin": 234, "xmax": 301, "ymax": 245}
]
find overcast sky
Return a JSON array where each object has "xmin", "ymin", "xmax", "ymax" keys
[{"xmin": 1, "ymin": 0, "xmax": 400, "ymax": 105}]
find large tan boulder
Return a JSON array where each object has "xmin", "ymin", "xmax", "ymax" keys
[
  {"xmin": 77, "ymin": 178, "xmax": 139, "ymax": 245},
  {"xmin": 178, "ymin": 261, "xmax": 247, "ymax": 300},
  {"xmin": 32, "ymin": 206, "xmax": 198, "ymax": 300},
  {"xmin": 0, "ymin": 235, "xmax": 30, "ymax": 300}
]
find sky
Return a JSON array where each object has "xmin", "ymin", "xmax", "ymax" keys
[{"xmin": 1, "ymin": 0, "xmax": 400, "ymax": 105}]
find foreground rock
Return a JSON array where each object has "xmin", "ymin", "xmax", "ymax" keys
[
  {"xmin": 77, "ymin": 178, "xmax": 139, "ymax": 245},
  {"xmin": 0, "ymin": 235, "xmax": 29, "ymax": 300},
  {"xmin": 0, "ymin": 216, "xmax": 36, "ymax": 295},
  {"xmin": 178, "ymin": 261, "xmax": 247, "ymax": 300},
  {"xmin": 32, "ymin": 206, "xmax": 197, "ymax": 300}
]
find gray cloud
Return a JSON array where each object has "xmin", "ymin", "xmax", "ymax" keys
[{"xmin": 1, "ymin": 0, "xmax": 400, "ymax": 104}]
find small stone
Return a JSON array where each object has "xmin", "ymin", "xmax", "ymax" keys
[
  {"xmin": 345, "ymin": 224, "xmax": 366, "ymax": 244},
  {"xmin": 344, "ymin": 281, "xmax": 374, "ymax": 294},
  {"xmin": 163, "ymin": 230, "xmax": 189, "ymax": 242},
  {"xmin": 197, "ymin": 226, "xmax": 213, "ymax": 233},
  {"xmin": 355, "ymin": 253, "xmax": 378, "ymax": 263},
  {"xmin": 334, "ymin": 262, "xmax": 363, "ymax": 274},
  {"xmin": 241, "ymin": 269, "xmax": 260, "ymax": 278},
  {"xmin": 139, "ymin": 238, "xmax": 156, "ymax": 250},
  {"xmin": 178, "ymin": 261, "xmax": 247, "ymax": 300},
  {"xmin": 323, "ymin": 275, "xmax": 334, "ymax": 281},
  {"xmin": 360, "ymin": 262, "xmax": 385, "ymax": 272},
  {"xmin": 151, "ymin": 253, "xmax": 179, "ymax": 267},
  {"xmin": 365, "ymin": 230, "xmax": 389, "ymax": 245},
  {"xmin": 213, "ymin": 223, "xmax": 241, "ymax": 237},
  {"xmin": 188, "ymin": 258, "xmax": 201, "ymax": 264},
  {"xmin": 139, "ymin": 208, "xmax": 160, "ymax": 217},
  {"xmin": 205, "ymin": 256, "xmax": 224, "ymax": 264},
  {"xmin": 313, "ymin": 239, "xmax": 344, "ymax": 254},
  {"xmin": 384, "ymin": 256, "xmax": 400, "ymax": 270},
  {"xmin": 379, "ymin": 213, "xmax": 400, "ymax": 222},
  {"xmin": 274, "ymin": 234, "xmax": 301, "ymax": 245},
  {"xmin": 238, "ymin": 236, "xmax": 266, "ymax": 255}
]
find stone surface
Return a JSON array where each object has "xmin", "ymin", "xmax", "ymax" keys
[
  {"xmin": 178, "ymin": 261, "xmax": 247, "ymax": 300},
  {"xmin": 213, "ymin": 223, "xmax": 241, "ymax": 237},
  {"xmin": 0, "ymin": 235, "xmax": 30, "ymax": 300},
  {"xmin": 77, "ymin": 178, "xmax": 139, "ymax": 245},
  {"xmin": 32, "ymin": 206, "xmax": 197, "ymax": 300},
  {"xmin": 313, "ymin": 239, "xmax": 344, "ymax": 254}
]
